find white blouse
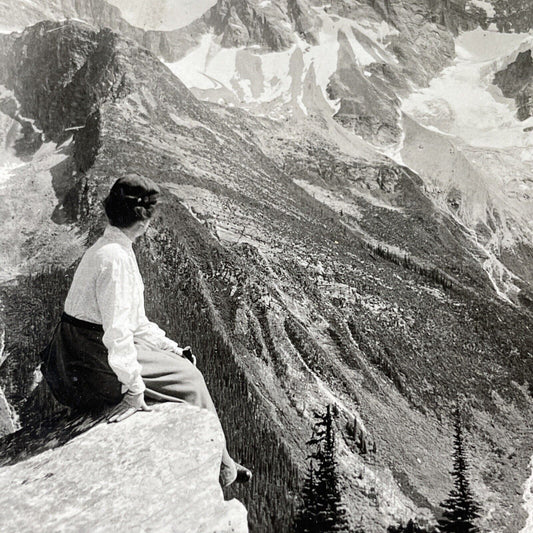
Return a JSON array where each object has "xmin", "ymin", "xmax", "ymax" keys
[{"xmin": 64, "ymin": 224, "xmax": 183, "ymax": 394}]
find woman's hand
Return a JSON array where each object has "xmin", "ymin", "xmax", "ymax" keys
[{"xmin": 107, "ymin": 391, "xmax": 152, "ymax": 423}]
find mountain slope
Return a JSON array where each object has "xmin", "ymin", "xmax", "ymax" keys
[{"xmin": 0, "ymin": 21, "xmax": 532, "ymax": 533}]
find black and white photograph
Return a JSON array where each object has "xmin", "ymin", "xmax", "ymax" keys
[{"xmin": 0, "ymin": 0, "xmax": 532, "ymax": 531}]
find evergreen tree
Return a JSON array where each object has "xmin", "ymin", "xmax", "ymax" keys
[
  {"xmin": 296, "ymin": 462, "xmax": 319, "ymax": 533},
  {"xmin": 437, "ymin": 410, "xmax": 481, "ymax": 533},
  {"xmin": 388, "ymin": 518, "xmax": 435, "ymax": 532},
  {"xmin": 295, "ymin": 405, "xmax": 349, "ymax": 533}
]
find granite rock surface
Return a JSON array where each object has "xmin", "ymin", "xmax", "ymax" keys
[{"xmin": 0, "ymin": 403, "xmax": 247, "ymax": 533}]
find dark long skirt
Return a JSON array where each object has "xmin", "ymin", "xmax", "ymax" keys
[
  {"xmin": 41, "ymin": 313, "xmax": 219, "ymax": 416},
  {"xmin": 40, "ymin": 313, "xmax": 123, "ymax": 409}
]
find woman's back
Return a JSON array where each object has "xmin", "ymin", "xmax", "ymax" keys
[{"xmin": 64, "ymin": 225, "xmax": 140, "ymax": 326}]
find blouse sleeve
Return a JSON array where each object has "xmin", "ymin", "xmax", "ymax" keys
[
  {"xmin": 135, "ymin": 307, "xmax": 184, "ymax": 356},
  {"xmin": 96, "ymin": 255, "xmax": 145, "ymax": 395}
]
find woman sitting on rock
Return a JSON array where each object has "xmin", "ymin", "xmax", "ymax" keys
[{"xmin": 41, "ymin": 174, "xmax": 251, "ymax": 488}]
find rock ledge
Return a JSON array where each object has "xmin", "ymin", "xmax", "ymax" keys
[{"xmin": 0, "ymin": 403, "xmax": 247, "ymax": 533}]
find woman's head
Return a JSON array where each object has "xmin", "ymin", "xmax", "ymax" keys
[{"xmin": 103, "ymin": 174, "xmax": 160, "ymax": 229}]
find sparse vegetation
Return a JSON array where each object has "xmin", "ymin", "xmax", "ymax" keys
[{"xmin": 364, "ymin": 241, "xmax": 454, "ymax": 291}]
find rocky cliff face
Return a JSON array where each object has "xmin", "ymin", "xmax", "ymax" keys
[
  {"xmin": 0, "ymin": 403, "xmax": 248, "ymax": 532},
  {"xmin": 494, "ymin": 50, "xmax": 533, "ymax": 121},
  {"xmin": 200, "ymin": 0, "xmax": 318, "ymax": 50}
]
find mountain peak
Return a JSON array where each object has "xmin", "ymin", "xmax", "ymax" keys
[{"xmin": 199, "ymin": 0, "xmax": 318, "ymax": 50}]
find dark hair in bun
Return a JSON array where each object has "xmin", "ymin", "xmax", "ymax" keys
[{"xmin": 103, "ymin": 174, "xmax": 161, "ymax": 228}]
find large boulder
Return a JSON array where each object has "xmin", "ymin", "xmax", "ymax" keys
[{"xmin": 0, "ymin": 403, "xmax": 247, "ymax": 532}]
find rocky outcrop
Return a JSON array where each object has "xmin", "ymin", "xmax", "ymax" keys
[
  {"xmin": 359, "ymin": 0, "xmax": 487, "ymax": 35},
  {"xmin": 493, "ymin": 0, "xmax": 533, "ymax": 33},
  {"xmin": 0, "ymin": 403, "xmax": 247, "ymax": 532},
  {"xmin": 206, "ymin": 0, "xmax": 293, "ymax": 50},
  {"xmin": 494, "ymin": 50, "xmax": 533, "ymax": 121},
  {"xmin": 328, "ymin": 30, "xmax": 401, "ymax": 145},
  {"xmin": 196, "ymin": 0, "xmax": 319, "ymax": 50}
]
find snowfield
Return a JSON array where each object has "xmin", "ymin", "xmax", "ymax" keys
[
  {"xmin": 400, "ymin": 28, "xmax": 533, "ymax": 300},
  {"xmin": 402, "ymin": 28, "xmax": 533, "ymax": 150},
  {"xmin": 166, "ymin": 8, "xmax": 398, "ymax": 118}
]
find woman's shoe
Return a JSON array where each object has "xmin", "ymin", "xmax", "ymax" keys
[
  {"xmin": 219, "ymin": 461, "xmax": 237, "ymax": 488},
  {"xmin": 235, "ymin": 463, "xmax": 252, "ymax": 484}
]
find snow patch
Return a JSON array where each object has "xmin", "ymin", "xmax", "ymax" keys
[
  {"xmin": 166, "ymin": 9, "xmax": 397, "ymax": 120},
  {"xmin": 293, "ymin": 179, "xmax": 363, "ymax": 219},
  {"xmin": 0, "ymin": 25, "xmax": 19, "ymax": 34}
]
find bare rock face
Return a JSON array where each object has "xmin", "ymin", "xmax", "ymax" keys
[
  {"xmin": 357, "ymin": 0, "xmax": 485, "ymax": 35},
  {"xmin": 494, "ymin": 50, "xmax": 533, "ymax": 121},
  {"xmin": 328, "ymin": 30, "xmax": 401, "ymax": 145},
  {"xmin": 0, "ymin": 403, "xmax": 247, "ymax": 533},
  {"xmin": 202, "ymin": 0, "xmax": 316, "ymax": 51}
]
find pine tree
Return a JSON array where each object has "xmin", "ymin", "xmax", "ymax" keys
[
  {"xmin": 388, "ymin": 518, "xmax": 435, "ymax": 532},
  {"xmin": 437, "ymin": 410, "xmax": 481, "ymax": 533},
  {"xmin": 296, "ymin": 462, "xmax": 319, "ymax": 533},
  {"xmin": 295, "ymin": 405, "xmax": 349, "ymax": 533}
]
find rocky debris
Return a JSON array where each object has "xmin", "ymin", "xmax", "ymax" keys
[
  {"xmin": 494, "ymin": 50, "xmax": 533, "ymax": 121},
  {"xmin": 0, "ymin": 403, "xmax": 248, "ymax": 532},
  {"xmin": 493, "ymin": 0, "xmax": 533, "ymax": 33},
  {"xmin": 328, "ymin": 30, "xmax": 401, "ymax": 145}
]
